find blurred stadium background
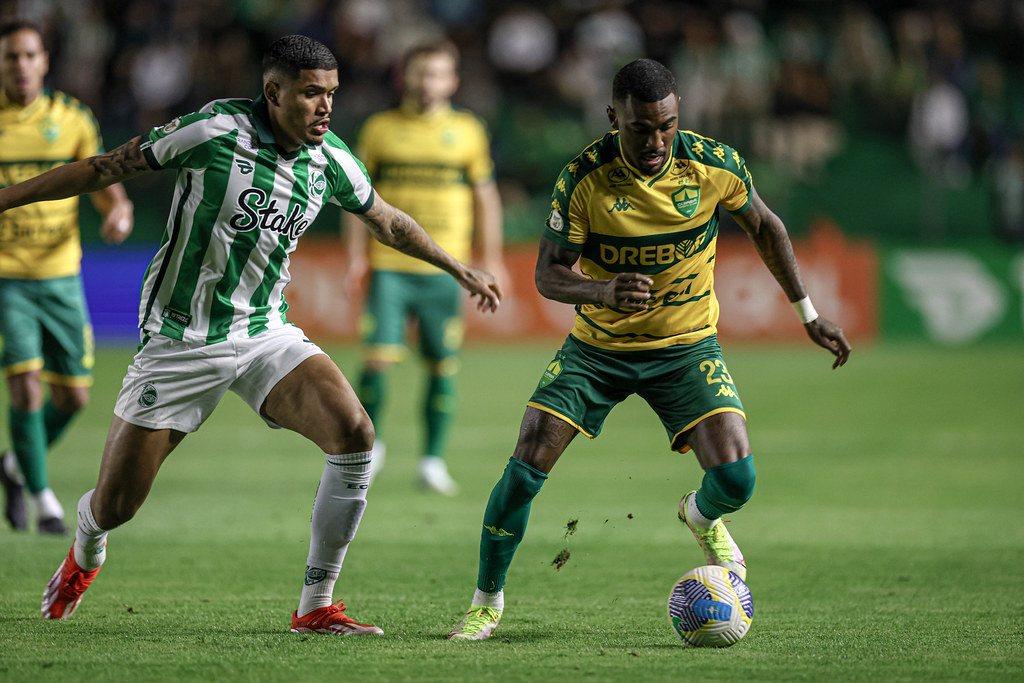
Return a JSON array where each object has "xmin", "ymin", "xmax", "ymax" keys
[{"xmin": 4, "ymin": 0, "xmax": 1024, "ymax": 346}]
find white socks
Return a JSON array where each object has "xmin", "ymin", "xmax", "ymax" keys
[
  {"xmin": 686, "ymin": 493, "xmax": 717, "ymax": 530},
  {"xmin": 472, "ymin": 588, "xmax": 504, "ymax": 611},
  {"xmin": 297, "ymin": 451, "xmax": 371, "ymax": 617},
  {"xmin": 73, "ymin": 490, "xmax": 109, "ymax": 570},
  {"xmin": 33, "ymin": 488, "xmax": 64, "ymax": 521}
]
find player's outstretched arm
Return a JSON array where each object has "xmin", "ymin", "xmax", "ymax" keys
[
  {"xmin": 732, "ymin": 187, "xmax": 851, "ymax": 369},
  {"xmin": 357, "ymin": 190, "xmax": 501, "ymax": 313},
  {"xmin": 535, "ymin": 237, "xmax": 653, "ymax": 310},
  {"xmin": 0, "ymin": 137, "xmax": 151, "ymax": 214}
]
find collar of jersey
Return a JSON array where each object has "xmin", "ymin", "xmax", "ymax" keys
[
  {"xmin": 0, "ymin": 86, "xmax": 48, "ymax": 120},
  {"xmin": 250, "ymin": 94, "xmax": 309, "ymax": 160},
  {"xmin": 614, "ymin": 132, "xmax": 680, "ymax": 186}
]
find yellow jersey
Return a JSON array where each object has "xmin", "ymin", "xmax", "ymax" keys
[
  {"xmin": 0, "ymin": 89, "xmax": 104, "ymax": 279},
  {"xmin": 544, "ymin": 129, "xmax": 753, "ymax": 351},
  {"xmin": 356, "ymin": 102, "xmax": 493, "ymax": 274}
]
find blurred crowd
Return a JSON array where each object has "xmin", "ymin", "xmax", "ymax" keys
[{"xmin": 4, "ymin": 0, "xmax": 1024, "ymax": 241}]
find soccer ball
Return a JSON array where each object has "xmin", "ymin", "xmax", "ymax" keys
[{"xmin": 667, "ymin": 565, "xmax": 753, "ymax": 647}]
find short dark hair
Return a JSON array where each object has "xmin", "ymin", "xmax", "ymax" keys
[
  {"xmin": 404, "ymin": 38, "xmax": 460, "ymax": 70},
  {"xmin": 0, "ymin": 18, "xmax": 45, "ymax": 44},
  {"xmin": 612, "ymin": 58, "xmax": 676, "ymax": 103},
  {"xmin": 262, "ymin": 34, "xmax": 337, "ymax": 81}
]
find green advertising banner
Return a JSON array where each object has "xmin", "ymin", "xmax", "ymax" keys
[{"xmin": 883, "ymin": 246, "xmax": 1024, "ymax": 344}]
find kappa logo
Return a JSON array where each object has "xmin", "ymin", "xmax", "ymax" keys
[
  {"xmin": 608, "ymin": 197, "xmax": 635, "ymax": 213},
  {"xmin": 236, "ymin": 159, "xmax": 254, "ymax": 175},
  {"xmin": 137, "ymin": 382, "xmax": 158, "ymax": 408}
]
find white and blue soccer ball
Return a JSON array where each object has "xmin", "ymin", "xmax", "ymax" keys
[{"xmin": 667, "ymin": 565, "xmax": 753, "ymax": 647}]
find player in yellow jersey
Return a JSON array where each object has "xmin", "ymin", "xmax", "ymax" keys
[
  {"xmin": 0, "ymin": 20, "xmax": 133, "ymax": 534},
  {"xmin": 448, "ymin": 58, "xmax": 851, "ymax": 640},
  {"xmin": 344, "ymin": 39, "xmax": 504, "ymax": 495}
]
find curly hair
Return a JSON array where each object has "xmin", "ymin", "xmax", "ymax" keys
[
  {"xmin": 262, "ymin": 34, "xmax": 337, "ymax": 81},
  {"xmin": 612, "ymin": 58, "xmax": 677, "ymax": 103}
]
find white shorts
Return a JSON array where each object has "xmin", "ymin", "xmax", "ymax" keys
[{"xmin": 113, "ymin": 325, "xmax": 326, "ymax": 433}]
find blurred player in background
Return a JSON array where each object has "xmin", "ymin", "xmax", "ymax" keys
[
  {"xmin": 0, "ymin": 34, "xmax": 499, "ymax": 633},
  {"xmin": 0, "ymin": 19, "xmax": 133, "ymax": 535},
  {"xmin": 344, "ymin": 39, "xmax": 505, "ymax": 495},
  {"xmin": 448, "ymin": 58, "xmax": 851, "ymax": 640}
]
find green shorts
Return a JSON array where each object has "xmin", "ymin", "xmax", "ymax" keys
[
  {"xmin": 361, "ymin": 270, "xmax": 463, "ymax": 365},
  {"xmin": 0, "ymin": 275, "xmax": 94, "ymax": 386},
  {"xmin": 527, "ymin": 334, "xmax": 744, "ymax": 452}
]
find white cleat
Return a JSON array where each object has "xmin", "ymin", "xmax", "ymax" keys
[{"xmin": 418, "ymin": 456, "xmax": 459, "ymax": 496}]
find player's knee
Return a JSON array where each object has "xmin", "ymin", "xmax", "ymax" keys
[
  {"xmin": 91, "ymin": 489, "xmax": 137, "ymax": 530},
  {"xmin": 323, "ymin": 413, "xmax": 375, "ymax": 455},
  {"xmin": 705, "ymin": 455, "xmax": 756, "ymax": 511},
  {"xmin": 51, "ymin": 388, "xmax": 89, "ymax": 414}
]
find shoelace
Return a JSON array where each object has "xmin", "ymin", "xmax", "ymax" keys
[
  {"xmin": 698, "ymin": 521, "xmax": 732, "ymax": 554},
  {"xmin": 462, "ymin": 606, "xmax": 500, "ymax": 632},
  {"xmin": 61, "ymin": 563, "xmax": 98, "ymax": 596}
]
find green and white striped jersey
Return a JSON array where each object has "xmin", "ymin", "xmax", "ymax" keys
[{"xmin": 137, "ymin": 96, "xmax": 373, "ymax": 344}]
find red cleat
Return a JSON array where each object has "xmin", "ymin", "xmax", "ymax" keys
[
  {"xmin": 42, "ymin": 546, "xmax": 102, "ymax": 619},
  {"xmin": 290, "ymin": 600, "xmax": 383, "ymax": 636}
]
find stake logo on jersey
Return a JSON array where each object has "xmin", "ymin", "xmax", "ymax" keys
[
  {"xmin": 229, "ymin": 188, "xmax": 310, "ymax": 240},
  {"xmin": 137, "ymin": 96, "xmax": 374, "ymax": 345},
  {"xmin": 544, "ymin": 129, "xmax": 753, "ymax": 351}
]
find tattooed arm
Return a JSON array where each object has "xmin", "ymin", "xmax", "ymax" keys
[
  {"xmin": 0, "ymin": 137, "xmax": 151, "ymax": 214},
  {"xmin": 733, "ymin": 187, "xmax": 851, "ymax": 368},
  {"xmin": 354, "ymin": 190, "xmax": 502, "ymax": 312}
]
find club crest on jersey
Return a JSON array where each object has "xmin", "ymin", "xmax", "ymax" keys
[
  {"xmin": 39, "ymin": 116, "xmax": 60, "ymax": 144},
  {"xmin": 160, "ymin": 117, "xmax": 182, "ymax": 135},
  {"xmin": 309, "ymin": 170, "xmax": 326, "ymax": 197},
  {"xmin": 230, "ymin": 188, "xmax": 310, "ymax": 239},
  {"xmin": 672, "ymin": 186, "xmax": 700, "ymax": 218},
  {"xmin": 547, "ymin": 210, "xmax": 564, "ymax": 232},
  {"xmin": 538, "ymin": 358, "xmax": 562, "ymax": 388}
]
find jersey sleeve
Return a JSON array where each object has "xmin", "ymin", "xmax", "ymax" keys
[
  {"xmin": 465, "ymin": 116, "xmax": 495, "ymax": 185},
  {"xmin": 543, "ymin": 163, "xmax": 588, "ymax": 252},
  {"xmin": 717, "ymin": 143, "xmax": 754, "ymax": 214},
  {"xmin": 354, "ymin": 116, "xmax": 380, "ymax": 176},
  {"xmin": 141, "ymin": 110, "xmax": 224, "ymax": 171},
  {"xmin": 323, "ymin": 135, "xmax": 375, "ymax": 214},
  {"xmin": 73, "ymin": 104, "xmax": 104, "ymax": 160}
]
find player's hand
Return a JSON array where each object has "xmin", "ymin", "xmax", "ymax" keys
[
  {"xmin": 603, "ymin": 273, "xmax": 653, "ymax": 311},
  {"xmin": 804, "ymin": 317, "xmax": 851, "ymax": 369},
  {"xmin": 458, "ymin": 265, "xmax": 502, "ymax": 313},
  {"xmin": 99, "ymin": 200, "xmax": 134, "ymax": 244}
]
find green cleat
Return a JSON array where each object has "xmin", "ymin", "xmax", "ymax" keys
[
  {"xmin": 679, "ymin": 491, "xmax": 746, "ymax": 581},
  {"xmin": 447, "ymin": 605, "xmax": 503, "ymax": 641}
]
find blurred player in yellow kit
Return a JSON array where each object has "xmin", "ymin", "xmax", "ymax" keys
[
  {"xmin": 0, "ymin": 19, "xmax": 133, "ymax": 534},
  {"xmin": 345, "ymin": 39, "xmax": 504, "ymax": 495}
]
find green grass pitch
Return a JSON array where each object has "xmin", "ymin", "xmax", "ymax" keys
[{"xmin": 1, "ymin": 341, "xmax": 1022, "ymax": 681}]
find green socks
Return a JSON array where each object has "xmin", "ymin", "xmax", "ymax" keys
[
  {"xmin": 424, "ymin": 372, "xmax": 456, "ymax": 457},
  {"xmin": 357, "ymin": 369, "xmax": 385, "ymax": 430},
  {"xmin": 477, "ymin": 458, "xmax": 548, "ymax": 593},
  {"xmin": 43, "ymin": 401, "xmax": 76, "ymax": 446},
  {"xmin": 10, "ymin": 407, "xmax": 48, "ymax": 494},
  {"xmin": 695, "ymin": 455, "xmax": 756, "ymax": 520}
]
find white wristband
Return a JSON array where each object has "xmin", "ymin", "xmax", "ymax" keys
[{"xmin": 791, "ymin": 296, "xmax": 818, "ymax": 324}]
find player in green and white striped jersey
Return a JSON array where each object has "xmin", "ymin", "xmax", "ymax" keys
[{"xmin": 0, "ymin": 35, "xmax": 501, "ymax": 634}]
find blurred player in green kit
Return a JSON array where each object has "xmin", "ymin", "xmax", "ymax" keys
[
  {"xmin": 345, "ymin": 39, "xmax": 505, "ymax": 495},
  {"xmin": 0, "ymin": 19, "xmax": 133, "ymax": 534}
]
